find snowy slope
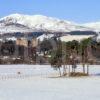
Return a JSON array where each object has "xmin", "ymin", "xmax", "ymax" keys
[
  {"xmin": 60, "ymin": 35, "xmax": 94, "ymax": 42},
  {"xmin": 0, "ymin": 23, "xmax": 34, "ymax": 34},
  {"xmin": 0, "ymin": 76, "xmax": 100, "ymax": 100},
  {"xmin": 0, "ymin": 13, "xmax": 90, "ymax": 33},
  {"xmin": 83, "ymin": 22, "xmax": 100, "ymax": 42},
  {"xmin": 83, "ymin": 22, "xmax": 100, "ymax": 31},
  {"xmin": 37, "ymin": 34, "xmax": 54, "ymax": 41},
  {"xmin": 0, "ymin": 65, "xmax": 100, "ymax": 100}
]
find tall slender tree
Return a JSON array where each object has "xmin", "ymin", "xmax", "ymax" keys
[{"xmin": 80, "ymin": 38, "xmax": 92, "ymax": 74}]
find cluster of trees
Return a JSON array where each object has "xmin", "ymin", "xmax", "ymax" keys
[{"xmin": 49, "ymin": 38, "xmax": 95, "ymax": 77}]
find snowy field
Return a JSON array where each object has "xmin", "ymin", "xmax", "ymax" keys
[
  {"xmin": 0, "ymin": 65, "xmax": 100, "ymax": 100},
  {"xmin": 0, "ymin": 65, "xmax": 100, "ymax": 78}
]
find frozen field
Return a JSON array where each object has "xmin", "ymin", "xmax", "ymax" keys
[
  {"xmin": 0, "ymin": 65, "xmax": 100, "ymax": 78},
  {"xmin": 0, "ymin": 65, "xmax": 100, "ymax": 100}
]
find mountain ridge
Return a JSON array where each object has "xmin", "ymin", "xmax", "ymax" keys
[{"xmin": 0, "ymin": 13, "xmax": 92, "ymax": 33}]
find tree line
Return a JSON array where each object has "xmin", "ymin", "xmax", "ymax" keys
[{"xmin": 49, "ymin": 38, "xmax": 99, "ymax": 77}]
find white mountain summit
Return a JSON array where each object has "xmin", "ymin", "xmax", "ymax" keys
[{"xmin": 0, "ymin": 13, "xmax": 90, "ymax": 33}]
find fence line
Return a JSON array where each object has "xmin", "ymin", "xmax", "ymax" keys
[
  {"xmin": 0, "ymin": 72, "xmax": 50, "ymax": 80},
  {"xmin": 0, "ymin": 74, "xmax": 38, "ymax": 80}
]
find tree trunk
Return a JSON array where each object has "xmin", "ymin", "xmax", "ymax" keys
[
  {"xmin": 72, "ymin": 65, "xmax": 74, "ymax": 73},
  {"xmin": 87, "ymin": 64, "xmax": 89, "ymax": 75},
  {"xmin": 69, "ymin": 65, "xmax": 70, "ymax": 75},
  {"xmin": 63, "ymin": 64, "xmax": 66, "ymax": 76},
  {"xmin": 83, "ymin": 64, "xmax": 85, "ymax": 73},
  {"xmin": 58, "ymin": 67, "xmax": 61, "ymax": 77},
  {"xmin": 74, "ymin": 68, "xmax": 76, "ymax": 73}
]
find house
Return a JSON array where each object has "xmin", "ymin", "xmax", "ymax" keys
[
  {"xmin": 16, "ymin": 38, "xmax": 28, "ymax": 47},
  {"xmin": 31, "ymin": 38, "xmax": 38, "ymax": 47}
]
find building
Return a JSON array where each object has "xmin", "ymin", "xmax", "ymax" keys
[
  {"xmin": 31, "ymin": 38, "xmax": 38, "ymax": 47},
  {"xmin": 16, "ymin": 38, "xmax": 28, "ymax": 47}
]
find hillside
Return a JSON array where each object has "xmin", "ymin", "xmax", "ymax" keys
[{"xmin": 0, "ymin": 14, "xmax": 91, "ymax": 33}]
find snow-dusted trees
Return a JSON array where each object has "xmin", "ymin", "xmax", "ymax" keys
[
  {"xmin": 50, "ymin": 40, "xmax": 62, "ymax": 76},
  {"xmin": 50, "ymin": 38, "xmax": 94, "ymax": 77},
  {"xmin": 50, "ymin": 49, "xmax": 62, "ymax": 76},
  {"xmin": 40, "ymin": 38, "xmax": 53, "ymax": 55},
  {"xmin": 80, "ymin": 38, "xmax": 92, "ymax": 74}
]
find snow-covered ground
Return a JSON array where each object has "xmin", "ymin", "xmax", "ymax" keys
[
  {"xmin": 0, "ymin": 65, "xmax": 100, "ymax": 77},
  {"xmin": 0, "ymin": 65, "xmax": 58, "ymax": 78},
  {"xmin": 0, "ymin": 65, "xmax": 100, "ymax": 100}
]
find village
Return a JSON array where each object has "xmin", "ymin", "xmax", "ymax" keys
[{"xmin": 0, "ymin": 31, "xmax": 99, "ymax": 77}]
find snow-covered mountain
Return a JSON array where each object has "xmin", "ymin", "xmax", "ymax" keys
[
  {"xmin": 83, "ymin": 22, "xmax": 100, "ymax": 31},
  {"xmin": 0, "ymin": 23, "xmax": 34, "ymax": 34},
  {"xmin": 0, "ymin": 13, "xmax": 91, "ymax": 33}
]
